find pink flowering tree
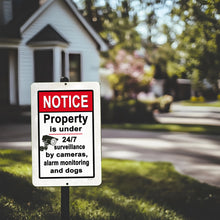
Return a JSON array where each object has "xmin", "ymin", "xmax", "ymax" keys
[{"xmin": 106, "ymin": 49, "xmax": 152, "ymax": 100}]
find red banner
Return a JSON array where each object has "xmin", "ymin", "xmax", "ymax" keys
[{"xmin": 38, "ymin": 90, "xmax": 93, "ymax": 112}]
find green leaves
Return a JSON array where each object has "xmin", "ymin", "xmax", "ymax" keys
[{"xmin": 173, "ymin": 0, "xmax": 220, "ymax": 91}]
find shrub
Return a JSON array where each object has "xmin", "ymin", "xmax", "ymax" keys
[
  {"xmin": 190, "ymin": 96, "xmax": 205, "ymax": 102},
  {"xmin": 190, "ymin": 96, "xmax": 197, "ymax": 102},
  {"xmin": 101, "ymin": 95, "xmax": 173, "ymax": 123},
  {"xmin": 101, "ymin": 98, "xmax": 156, "ymax": 123},
  {"xmin": 158, "ymin": 95, "xmax": 173, "ymax": 113},
  {"xmin": 198, "ymin": 96, "xmax": 205, "ymax": 102}
]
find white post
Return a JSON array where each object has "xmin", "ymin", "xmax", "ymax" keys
[
  {"xmin": 65, "ymin": 51, "xmax": 69, "ymax": 79},
  {"xmin": 53, "ymin": 47, "xmax": 62, "ymax": 82}
]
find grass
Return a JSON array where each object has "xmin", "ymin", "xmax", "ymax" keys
[
  {"xmin": 180, "ymin": 100, "xmax": 220, "ymax": 107},
  {"xmin": 102, "ymin": 123, "xmax": 220, "ymax": 135},
  {"xmin": 1, "ymin": 150, "xmax": 220, "ymax": 220}
]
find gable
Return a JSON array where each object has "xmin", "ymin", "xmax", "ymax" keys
[
  {"xmin": 21, "ymin": 0, "xmax": 108, "ymax": 51},
  {"xmin": 27, "ymin": 24, "xmax": 69, "ymax": 47},
  {"xmin": 0, "ymin": 0, "xmax": 40, "ymax": 39},
  {"xmin": 0, "ymin": 0, "xmax": 108, "ymax": 51}
]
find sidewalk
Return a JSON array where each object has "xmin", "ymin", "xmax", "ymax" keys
[{"xmin": 154, "ymin": 103, "xmax": 220, "ymax": 126}]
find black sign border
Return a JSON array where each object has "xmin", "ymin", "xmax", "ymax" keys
[{"xmin": 37, "ymin": 90, "xmax": 95, "ymax": 179}]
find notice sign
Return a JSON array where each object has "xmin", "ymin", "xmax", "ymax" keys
[{"xmin": 31, "ymin": 82, "xmax": 101, "ymax": 187}]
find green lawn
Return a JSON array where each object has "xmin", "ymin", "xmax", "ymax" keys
[
  {"xmin": 1, "ymin": 150, "xmax": 220, "ymax": 220},
  {"xmin": 102, "ymin": 123, "xmax": 220, "ymax": 135}
]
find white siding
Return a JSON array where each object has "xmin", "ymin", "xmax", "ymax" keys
[
  {"xmin": 18, "ymin": 0, "xmax": 100, "ymax": 105},
  {"xmin": 18, "ymin": 46, "xmax": 34, "ymax": 105}
]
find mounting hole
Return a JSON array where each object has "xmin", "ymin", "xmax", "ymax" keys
[
  {"xmin": 65, "ymin": 82, "xmax": 67, "ymax": 85},
  {"xmin": 66, "ymin": 183, "xmax": 69, "ymax": 186}
]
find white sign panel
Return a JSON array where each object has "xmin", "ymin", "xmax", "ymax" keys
[{"xmin": 31, "ymin": 82, "xmax": 101, "ymax": 186}]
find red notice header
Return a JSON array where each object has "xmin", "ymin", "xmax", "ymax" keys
[{"xmin": 38, "ymin": 90, "xmax": 93, "ymax": 112}]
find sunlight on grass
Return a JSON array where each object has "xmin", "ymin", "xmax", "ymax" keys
[
  {"xmin": 0, "ymin": 150, "xmax": 220, "ymax": 219},
  {"xmin": 0, "ymin": 150, "xmax": 32, "ymax": 178},
  {"xmin": 72, "ymin": 187, "xmax": 183, "ymax": 220}
]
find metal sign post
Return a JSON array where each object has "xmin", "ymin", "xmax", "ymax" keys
[
  {"xmin": 60, "ymin": 77, "xmax": 70, "ymax": 220},
  {"xmin": 61, "ymin": 186, "xmax": 70, "ymax": 220}
]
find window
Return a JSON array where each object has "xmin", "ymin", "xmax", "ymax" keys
[
  {"xmin": 69, "ymin": 54, "xmax": 81, "ymax": 82},
  {"xmin": 34, "ymin": 50, "xmax": 53, "ymax": 82},
  {"xmin": 0, "ymin": 49, "xmax": 9, "ymax": 104}
]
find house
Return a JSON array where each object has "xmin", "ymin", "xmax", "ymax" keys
[{"xmin": 0, "ymin": 0, "xmax": 108, "ymax": 107}]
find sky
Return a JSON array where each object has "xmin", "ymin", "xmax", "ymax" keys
[{"xmin": 73, "ymin": 0, "xmax": 181, "ymax": 45}]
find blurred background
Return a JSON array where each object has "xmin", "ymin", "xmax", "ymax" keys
[
  {"xmin": 92, "ymin": 0, "xmax": 220, "ymax": 123},
  {"xmin": 0, "ymin": 0, "xmax": 220, "ymax": 122}
]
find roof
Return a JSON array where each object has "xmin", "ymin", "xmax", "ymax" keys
[
  {"xmin": 0, "ymin": 0, "xmax": 108, "ymax": 51},
  {"xmin": 27, "ymin": 24, "xmax": 69, "ymax": 46},
  {"xmin": 0, "ymin": 0, "xmax": 40, "ymax": 39}
]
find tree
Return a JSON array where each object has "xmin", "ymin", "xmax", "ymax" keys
[
  {"xmin": 106, "ymin": 49, "xmax": 152, "ymax": 100},
  {"xmin": 74, "ymin": 0, "xmax": 174, "ymax": 50},
  {"xmin": 76, "ymin": 0, "xmax": 141, "ymax": 51},
  {"xmin": 171, "ymin": 0, "xmax": 220, "ymax": 94}
]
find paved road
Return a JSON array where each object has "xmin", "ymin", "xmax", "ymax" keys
[{"xmin": 102, "ymin": 129, "xmax": 220, "ymax": 188}]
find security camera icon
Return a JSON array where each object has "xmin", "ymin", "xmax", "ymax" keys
[{"xmin": 40, "ymin": 135, "xmax": 58, "ymax": 151}]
